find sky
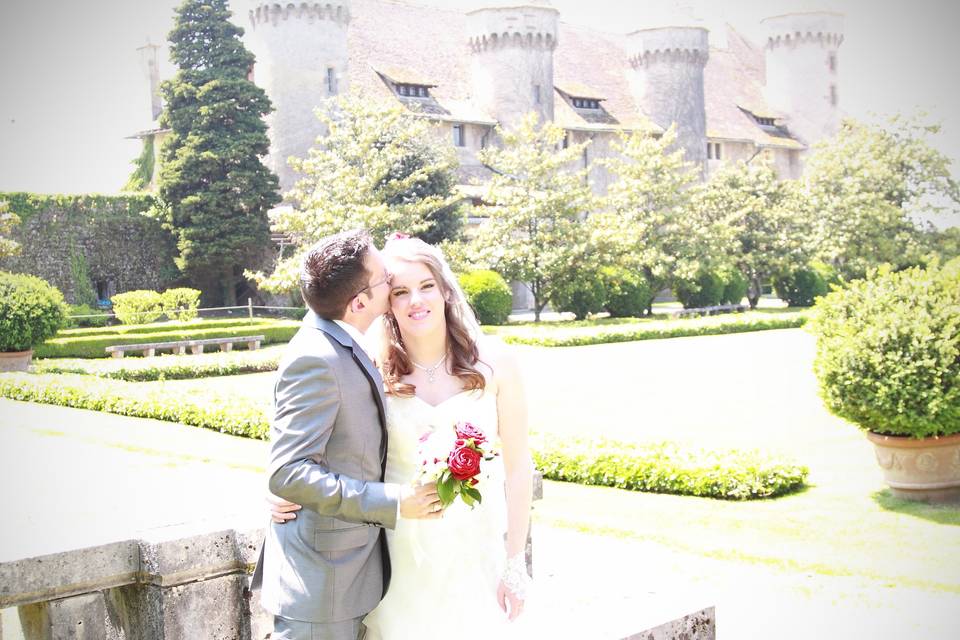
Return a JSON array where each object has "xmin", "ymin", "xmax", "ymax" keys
[{"xmin": 1, "ymin": 0, "xmax": 958, "ymax": 198}]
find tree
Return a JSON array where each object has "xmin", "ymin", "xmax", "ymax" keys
[
  {"xmin": 802, "ymin": 116, "xmax": 960, "ymax": 280},
  {"xmin": 0, "ymin": 201, "xmax": 21, "ymax": 259},
  {"xmin": 597, "ymin": 126, "xmax": 704, "ymax": 313},
  {"xmin": 691, "ymin": 161, "xmax": 809, "ymax": 308},
  {"xmin": 473, "ymin": 113, "xmax": 597, "ymax": 321},
  {"xmin": 250, "ymin": 95, "xmax": 461, "ymax": 294},
  {"xmin": 158, "ymin": 0, "xmax": 280, "ymax": 306}
]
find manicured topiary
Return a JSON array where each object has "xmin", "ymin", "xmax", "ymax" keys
[
  {"xmin": 809, "ymin": 258, "xmax": 960, "ymax": 438},
  {"xmin": 720, "ymin": 269, "xmax": 748, "ymax": 306},
  {"xmin": 459, "ymin": 270, "xmax": 513, "ymax": 325},
  {"xmin": 0, "ymin": 271, "xmax": 67, "ymax": 352},
  {"xmin": 160, "ymin": 287, "xmax": 201, "ymax": 321},
  {"xmin": 111, "ymin": 290, "xmax": 164, "ymax": 325},
  {"xmin": 774, "ymin": 266, "xmax": 829, "ymax": 307},
  {"xmin": 674, "ymin": 270, "xmax": 724, "ymax": 308},
  {"xmin": 601, "ymin": 267, "xmax": 654, "ymax": 318},
  {"xmin": 64, "ymin": 304, "xmax": 111, "ymax": 329},
  {"xmin": 549, "ymin": 272, "xmax": 606, "ymax": 320}
]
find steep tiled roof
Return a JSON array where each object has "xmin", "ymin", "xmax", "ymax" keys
[{"xmin": 347, "ymin": 0, "xmax": 801, "ymax": 149}]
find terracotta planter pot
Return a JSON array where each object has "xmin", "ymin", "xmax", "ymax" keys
[
  {"xmin": 866, "ymin": 431, "xmax": 960, "ymax": 503},
  {"xmin": 0, "ymin": 349, "xmax": 33, "ymax": 372}
]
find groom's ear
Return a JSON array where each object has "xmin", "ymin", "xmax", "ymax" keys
[{"xmin": 350, "ymin": 294, "xmax": 365, "ymax": 314}]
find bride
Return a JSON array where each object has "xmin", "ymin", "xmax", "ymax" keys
[{"xmin": 271, "ymin": 235, "xmax": 534, "ymax": 637}]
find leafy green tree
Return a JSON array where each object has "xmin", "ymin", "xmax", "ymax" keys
[
  {"xmin": 597, "ymin": 126, "xmax": 704, "ymax": 313},
  {"xmin": 251, "ymin": 95, "xmax": 461, "ymax": 293},
  {"xmin": 158, "ymin": 0, "xmax": 280, "ymax": 305},
  {"xmin": 473, "ymin": 113, "xmax": 597, "ymax": 321},
  {"xmin": 802, "ymin": 116, "xmax": 960, "ymax": 280},
  {"xmin": 692, "ymin": 161, "xmax": 809, "ymax": 308},
  {"xmin": 0, "ymin": 201, "xmax": 21, "ymax": 259}
]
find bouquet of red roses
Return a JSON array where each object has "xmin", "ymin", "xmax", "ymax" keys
[{"xmin": 418, "ymin": 421, "xmax": 498, "ymax": 508}]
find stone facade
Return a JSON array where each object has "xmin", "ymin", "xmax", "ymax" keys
[
  {"xmin": 225, "ymin": 1, "xmax": 844, "ymax": 195},
  {"xmin": 0, "ymin": 194, "xmax": 179, "ymax": 305}
]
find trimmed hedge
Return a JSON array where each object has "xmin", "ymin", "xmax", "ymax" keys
[
  {"xmin": 0, "ymin": 272, "xmax": 67, "ymax": 351},
  {"xmin": 674, "ymin": 270, "xmax": 724, "ymax": 308},
  {"xmin": 112, "ymin": 290, "xmax": 164, "ymax": 324},
  {"xmin": 532, "ymin": 437, "xmax": 808, "ymax": 500},
  {"xmin": 488, "ymin": 312, "xmax": 808, "ymax": 347},
  {"xmin": 160, "ymin": 288, "xmax": 201, "ymax": 322},
  {"xmin": 459, "ymin": 270, "xmax": 513, "ymax": 325},
  {"xmin": 36, "ymin": 320, "xmax": 300, "ymax": 358},
  {"xmin": 601, "ymin": 267, "xmax": 654, "ymax": 318},
  {"xmin": 0, "ymin": 373, "xmax": 269, "ymax": 439},
  {"xmin": 58, "ymin": 317, "xmax": 273, "ymax": 338},
  {"xmin": 809, "ymin": 258, "xmax": 960, "ymax": 438},
  {"xmin": 35, "ymin": 347, "xmax": 283, "ymax": 381},
  {"xmin": 0, "ymin": 371, "xmax": 805, "ymax": 499},
  {"xmin": 774, "ymin": 267, "xmax": 829, "ymax": 307}
]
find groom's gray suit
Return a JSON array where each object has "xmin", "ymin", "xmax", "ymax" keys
[{"xmin": 253, "ymin": 311, "xmax": 399, "ymax": 637}]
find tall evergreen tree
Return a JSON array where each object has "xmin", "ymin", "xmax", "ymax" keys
[{"xmin": 158, "ymin": 0, "xmax": 280, "ymax": 305}]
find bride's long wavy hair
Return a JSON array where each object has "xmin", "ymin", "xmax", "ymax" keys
[{"xmin": 377, "ymin": 236, "xmax": 486, "ymax": 398}]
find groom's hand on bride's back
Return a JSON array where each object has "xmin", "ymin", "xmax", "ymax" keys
[
  {"xmin": 399, "ymin": 482, "xmax": 444, "ymax": 520},
  {"xmin": 266, "ymin": 493, "xmax": 302, "ymax": 523}
]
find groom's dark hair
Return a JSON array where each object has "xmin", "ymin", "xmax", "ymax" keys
[{"xmin": 300, "ymin": 229, "xmax": 374, "ymax": 320}]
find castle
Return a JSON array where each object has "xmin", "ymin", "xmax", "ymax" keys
[
  {"xmin": 227, "ymin": 0, "xmax": 844, "ymax": 194},
  {"xmin": 133, "ymin": 0, "xmax": 844, "ymax": 306},
  {"xmin": 137, "ymin": 0, "xmax": 844, "ymax": 195}
]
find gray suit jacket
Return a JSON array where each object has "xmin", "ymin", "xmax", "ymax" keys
[{"xmin": 253, "ymin": 312, "xmax": 399, "ymax": 623}]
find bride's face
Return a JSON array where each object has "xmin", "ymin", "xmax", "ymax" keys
[{"xmin": 386, "ymin": 258, "xmax": 447, "ymax": 339}]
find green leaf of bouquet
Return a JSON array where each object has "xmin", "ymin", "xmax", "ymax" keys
[
  {"xmin": 437, "ymin": 476, "xmax": 455, "ymax": 506},
  {"xmin": 463, "ymin": 485, "xmax": 482, "ymax": 504}
]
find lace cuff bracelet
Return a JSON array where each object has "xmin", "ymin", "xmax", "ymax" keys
[{"xmin": 501, "ymin": 551, "xmax": 530, "ymax": 601}]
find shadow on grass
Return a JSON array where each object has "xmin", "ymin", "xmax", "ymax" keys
[{"xmin": 871, "ymin": 489, "xmax": 960, "ymax": 525}]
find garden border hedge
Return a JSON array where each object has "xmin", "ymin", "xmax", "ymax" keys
[{"xmin": 1, "ymin": 372, "xmax": 807, "ymax": 500}]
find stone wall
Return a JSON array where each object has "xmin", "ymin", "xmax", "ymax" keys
[{"xmin": 0, "ymin": 193, "xmax": 180, "ymax": 305}]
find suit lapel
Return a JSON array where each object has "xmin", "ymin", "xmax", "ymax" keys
[{"xmin": 309, "ymin": 314, "xmax": 389, "ymax": 468}]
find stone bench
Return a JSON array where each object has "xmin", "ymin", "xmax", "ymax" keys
[
  {"xmin": 105, "ymin": 335, "xmax": 265, "ymax": 358},
  {"xmin": 674, "ymin": 304, "xmax": 747, "ymax": 318}
]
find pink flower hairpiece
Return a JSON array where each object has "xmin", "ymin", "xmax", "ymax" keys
[{"xmin": 387, "ymin": 231, "xmax": 410, "ymax": 241}]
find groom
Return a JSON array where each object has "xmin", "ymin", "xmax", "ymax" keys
[{"xmin": 253, "ymin": 229, "xmax": 442, "ymax": 640}]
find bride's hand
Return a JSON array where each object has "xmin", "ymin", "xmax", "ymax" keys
[
  {"xmin": 266, "ymin": 493, "xmax": 302, "ymax": 523},
  {"xmin": 497, "ymin": 580, "xmax": 524, "ymax": 621}
]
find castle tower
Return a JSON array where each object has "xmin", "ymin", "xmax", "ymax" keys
[
  {"xmin": 137, "ymin": 41, "xmax": 163, "ymax": 121},
  {"xmin": 241, "ymin": 1, "xmax": 351, "ymax": 194},
  {"xmin": 761, "ymin": 12, "xmax": 844, "ymax": 148},
  {"xmin": 467, "ymin": 3, "xmax": 559, "ymax": 130},
  {"xmin": 628, "ymin": 27, "xmax": 709, "ymax": 176}
]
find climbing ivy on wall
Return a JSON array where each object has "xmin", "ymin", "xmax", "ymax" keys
[
  {"xmin": 0, "ymin": 192, "xmax": 179, "ymax": 304},
  {"xmin": 123, "ymin": 135, "xmax": 156, "ymax": 192}
]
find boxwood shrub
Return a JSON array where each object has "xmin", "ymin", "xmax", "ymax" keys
[
  {"xmin": 674, "ymin": 270, "xmax": 724, "ymax": 308},
  {"xmin": 601, "ymin": 267, "xmax": 654, "ymax": 318},
  {"xmin": 0, "ymin": 272, "xmax": 67, "ymax": 352},
  {"xmin": 808, "ymin": 258, "xmax": 960, "ymax": 438},
  {"xmin": 774, "ymin": 267, "xmax": 829, "ymax": 307},
  {"xmin": 532, "ymin": 437, "xmax": 807, "ymax": 500},
  {"xmin": 459, "ymin": 270, "xmax": 513, "ymax": 325},
  {"xmin": 58, "ymin": 317, "xmax": 273, "ymax": 338},
  {"xmin": 160, "ymin": 287, "xmax": 201, "ymax": 321},
  {"xmin": 112, "ymin": 290, "xmax": 164, "ymax": 325}
]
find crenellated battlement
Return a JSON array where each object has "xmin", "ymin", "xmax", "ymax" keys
[
  {"xmin": 247, "ymin": 2, "xmax": 350, "ymax": 28},
  {"xmin": 468, "ymin": 30, "xmax": 557, "ymax": 53},
  {"xmin": 466, "ymin": 5, "xmax": 559, "ymax": 53},
  {"xmin": 627, "ymin": 27, "xmax": 709, "ymax": 68},
  {"xmin": 761, "ymin": 12, "xmax": 843, "ymax": 50}
]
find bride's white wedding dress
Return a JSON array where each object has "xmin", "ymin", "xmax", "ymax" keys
[{"xmin": 363, "ymin": 380, "xmax": 524, "ymax": 639}]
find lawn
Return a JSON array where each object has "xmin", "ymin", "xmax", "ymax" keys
[
  {"xmin": 7, "ymin": 327, "xmax": 959, "ymax": 636},
  {"xmin": 117, "ymin": 329, "xmax": 959, "ymax": 580}
]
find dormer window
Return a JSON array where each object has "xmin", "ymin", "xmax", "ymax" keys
[
  {"xmin": 397, "ymin": 83, "xmax": 430, "ymax": 98},
  {"xmin": 755, "ymin": 116, "xmax": 776, "ymax": 127},
  {"xmin": 572, "ymin": 97, "xmax": 601, "ymax": 110}
]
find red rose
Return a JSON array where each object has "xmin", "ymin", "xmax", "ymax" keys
[
  {"xmin": 455, "ymin": 421, "xmax": 487, "ymax": 446},
  {"xmin": 448, "ymin": 445, "xmax": 482, "ymax": 481}
]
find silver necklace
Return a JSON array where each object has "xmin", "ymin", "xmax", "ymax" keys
[{"xmin": 411, "ymin": 353, "xmax": 447, "ymax": 383}]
